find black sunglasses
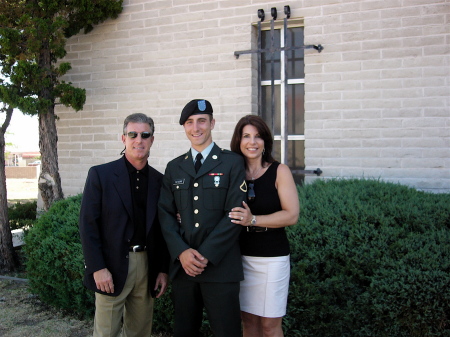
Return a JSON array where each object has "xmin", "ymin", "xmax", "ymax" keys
[
  {"xmin": 247, "ymin": 180, "xmax": 255, "ymax": 202},
  {"xmin": 125, "ymin": 131, "xmax": 152, "ymax": 139}
]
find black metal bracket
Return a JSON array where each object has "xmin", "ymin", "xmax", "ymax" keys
[
  {"xmin": 271, "ymin": 7, "xmax": 277, "ymax": 20},
  {"xmin": 284, "ymin": 5, "xmax": 291, "ymax": 19},
  {"xmin": 257, "ymin": 9, "xmax": 265, "ymax": 22},
  {"xmin": 234, "ymin": 6, "xmax": 323, "ymax": 59},
  {"xmin": 235, "ymin": 44, "xmax": 323, "ymax": 59},
  {"xmin": 292, "ymin": 168, "xmax": 323, "ymax": 176}
]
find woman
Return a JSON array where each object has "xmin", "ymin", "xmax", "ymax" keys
[{"xmin": 229, "ymin": 115, "xmax": 299, "ymax": 337}]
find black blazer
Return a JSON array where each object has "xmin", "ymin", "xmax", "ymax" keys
[{"xmin": 79, "ymin": 157, "xmax": 169, "ymax": 297}]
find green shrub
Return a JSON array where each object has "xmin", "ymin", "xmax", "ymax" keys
[
  {"xmin": 285, "ymin": 179, "xmax": 450, "ymax": 336},
  {"xmin": 22, "ymin": 179, "xmax": 450, "ymax": 336},
  {"xmin": 8, "ymin": 201, "xmax": 37, "ymax": 230},
  {"xmin": 152, "ymin": 285, "xmax": 174, "ymax": 332},
  {"xmin": 24, "ymin": 194, "xmax": 95, "ymax": 318}
]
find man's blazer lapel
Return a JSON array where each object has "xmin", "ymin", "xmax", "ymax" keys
[
  {"xmin": 113, "ymin": 159, "xmax": 133, "ymax": 220},
  {"xmin": 146, "ymin": 173, "xmax": 159, "ymax": 234}
]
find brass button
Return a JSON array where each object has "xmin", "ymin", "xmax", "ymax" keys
[
  {"xmin": 194, "ymin": 182, "xmax": 199, "ymax": 187},
  {"xmin": 176, "ymin": 186, "xmax": 179, "ymax": 189},
  {"xmin": 195, "ymin": 223, "xmax": 199, "ymax": 227},
  {"xmin": 194, "ymin": 196, "xmax": 198, "ymax": 201},
  {"xmin": 194, "ymin": 209, "xmax": 199, "ymax": 214}
]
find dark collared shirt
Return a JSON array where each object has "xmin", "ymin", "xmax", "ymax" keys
[{"xmin": 124, "ymin": 156, "xmax": 148, "ymax": 246}]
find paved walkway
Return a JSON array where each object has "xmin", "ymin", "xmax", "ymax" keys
[{"xmin": 6, "ymin": 178, "xmax": 39, "ymax": 201}]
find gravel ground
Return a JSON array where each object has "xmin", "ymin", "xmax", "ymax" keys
[
  {"xmin": 0, "ymin": 278, "xmax": 171, "ymax": 337},
  {"xmin": 0, "ymin": 276, "xmax": 94, "ymax": 337}
]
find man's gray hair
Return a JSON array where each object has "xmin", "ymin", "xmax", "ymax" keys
[{"xmin": 123, "ymin": 113, "xmax": 155, "ymax": 135}]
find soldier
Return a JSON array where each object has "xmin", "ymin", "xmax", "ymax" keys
[{"xmin": 158, "ymin": 99, "xmax": 246, "ymax": 337}]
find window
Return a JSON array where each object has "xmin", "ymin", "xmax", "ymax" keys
[{"xmin": 258, "ymin": 20, "xmax": 306, "ymax": 184}]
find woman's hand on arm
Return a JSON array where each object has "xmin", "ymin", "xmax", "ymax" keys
[{"xmin": 229, "ymin": 201, "xmax": 253, "ymax": 227}]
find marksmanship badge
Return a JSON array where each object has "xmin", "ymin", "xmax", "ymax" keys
[{"xmin": 240, "ymin": 180, "xmax": 247, "ymax": 192}]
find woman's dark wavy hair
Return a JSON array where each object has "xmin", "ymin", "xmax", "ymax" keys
[{"xmin": 230, "ymin": 115, "xmax": 275, "ymax": 165}]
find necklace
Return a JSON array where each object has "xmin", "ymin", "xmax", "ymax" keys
[{"xmin": 247, "ymin": 165, "xmax": 264, "ymax": 180}]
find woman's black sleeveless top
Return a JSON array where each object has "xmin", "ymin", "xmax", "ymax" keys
[{"xmin": 240, "ymin": 161, "xmax": 290, "ymax": 257}]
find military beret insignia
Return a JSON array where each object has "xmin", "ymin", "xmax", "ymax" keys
[
  {"xmin": 198, "ymin": 100, "xmax": 206, "ymax": 111},
  {"xmin": 179, "ymin": 99, "xmax": 213, "ymax": 125}
]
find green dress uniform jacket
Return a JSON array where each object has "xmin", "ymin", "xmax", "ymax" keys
[{"xmin": 158, "ymin": 143, "xmax": 246, "ymax": 282}]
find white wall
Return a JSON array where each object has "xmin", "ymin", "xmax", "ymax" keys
[{"xmin": 56, "ymin": 0, "xmax": 450, "ymax": 195}]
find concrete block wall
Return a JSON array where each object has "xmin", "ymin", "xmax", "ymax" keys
[
  {"xmin": 56, "ymin": 0, "xmax": 450, "ymax": 196},
  {"xmin": 5, "ymin": 166, "xmax": 39, "ymax": 179},
  {"xmin": 303, "ymin": 0, "xmax": 450, "ymax": 192}
]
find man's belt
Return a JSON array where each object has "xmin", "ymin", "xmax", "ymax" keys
[{"xmin": 129, "ymin": 245, "xmax": 146, "ymax": 252}]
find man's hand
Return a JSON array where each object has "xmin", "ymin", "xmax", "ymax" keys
[
  {"xmin": 179, "ymin": 248, "xmax": 208, "ymax": 277},
  {"xmin": 93, "ymin": 268, "xmax": 114, "ymax": 293},
  {"xmin": 154, "ymin": 273, "xmax": 169, "ymax": 298}
]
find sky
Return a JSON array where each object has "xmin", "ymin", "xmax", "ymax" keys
[{"xmin": 2, "ymin": 110, "xmax": 39, "ymax": 152}]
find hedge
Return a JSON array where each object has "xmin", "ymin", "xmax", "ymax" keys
[
  {"xmin": 23, "ymin": 179, "xmax": 450, "ymax": 336},
  {"xmin": 24, "ymin": 194, "xmax": 95, "ymax": 318},
  {"xmin": 8, "ymin": 200, "xmax": 37, "ymax": 230},
  {"xmin": 285, "ymin": 179, "xmax": 450, "ymax": 336}
]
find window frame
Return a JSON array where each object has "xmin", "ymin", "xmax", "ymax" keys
[{"xmin": 257, "ymin": 19, "xmax": 305, "ymax": 167}]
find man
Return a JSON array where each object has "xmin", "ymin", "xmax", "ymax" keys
[
  {"xmin": 79, "ymin": 113, "xmax": 169, "ymax": 337},
  {"xmin": 158, "ymin": 99, "xmax": 247, "ymax": 337}
]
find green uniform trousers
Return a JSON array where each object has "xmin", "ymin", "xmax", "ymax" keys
[{"xmin": 172, "ymin": 277, "xmax": 241, "ymax": 337}]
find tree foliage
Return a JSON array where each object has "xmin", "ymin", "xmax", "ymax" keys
[
  {"xmin": 0, "ymin": 0, "xmax": 123, "ymax": 211},
  {"xmin": 0, "ymin": 0, "xmax": 123, "ymax": 271}
]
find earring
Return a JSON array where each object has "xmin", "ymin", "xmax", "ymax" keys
[{"xmin": 262, "ymin": 148, "xmax": 265, "ymax": 155}]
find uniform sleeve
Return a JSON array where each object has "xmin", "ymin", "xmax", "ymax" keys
[
  {"xmin": 158, "ymin": 164, "xmax": 191, "ymax": 262},
  {"xmin": 78, "ymin": 167, "xmax": 107, "ymax": 275},
  {"xmin": 197, "ymin": 154, "xmax": 246, "ymax": 265}
]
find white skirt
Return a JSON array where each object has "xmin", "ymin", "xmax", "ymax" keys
[{"xmin": 239, "ymin": 255, "xmax": 290, "ymax": 318}]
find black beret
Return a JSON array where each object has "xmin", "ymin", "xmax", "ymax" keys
[{"xmin": 179, "ymin": 99, "xmax": 213, "ymax": 125}]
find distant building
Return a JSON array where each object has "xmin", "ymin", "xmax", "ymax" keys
[
  {"xmin": 55, "ymin": 0, "xmax": 449, "ymax": 195},
  {"xmin": 5, "ymin": 151, "xmax": 41, "ymax": 167}
]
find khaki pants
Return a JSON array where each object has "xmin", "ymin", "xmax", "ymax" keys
[{"xmin": 93, "ymin": 252, "xmax": 154, "ymax": 337}]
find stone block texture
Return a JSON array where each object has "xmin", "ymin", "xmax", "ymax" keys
[{"xmin": 56, "ymin": 0, "xmax": 450, "ymax": 195}]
